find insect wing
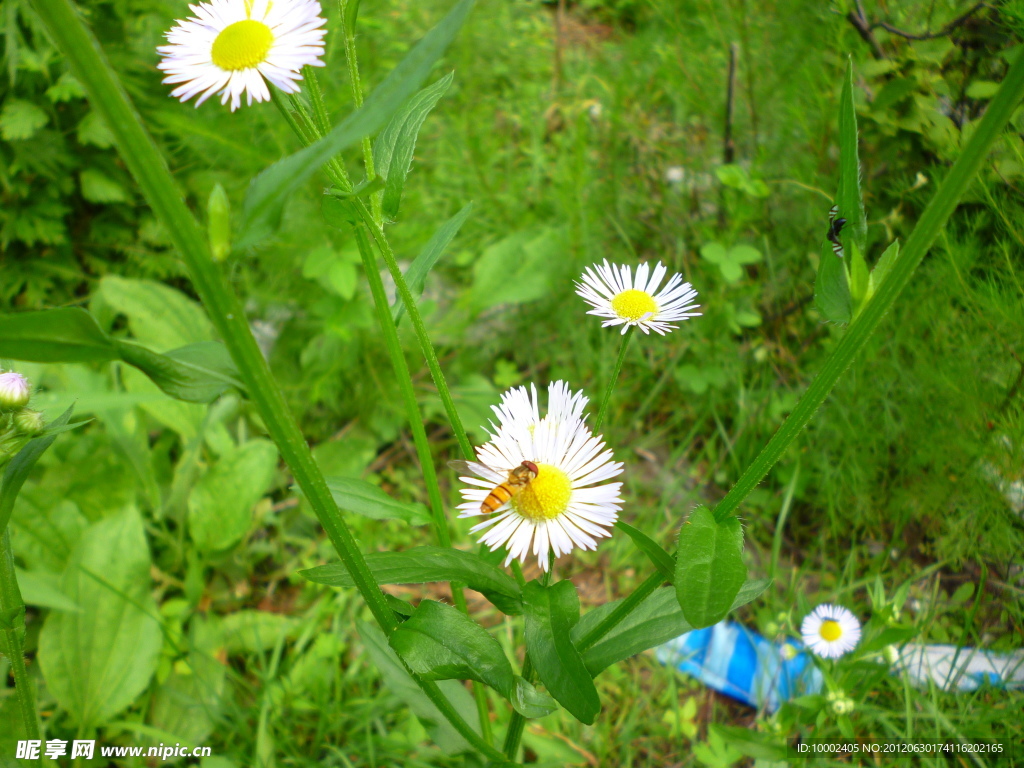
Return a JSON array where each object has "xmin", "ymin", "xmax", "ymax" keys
[{"xmin": 447, "ymin": 459, "xmax": 507, "ymax": 484}]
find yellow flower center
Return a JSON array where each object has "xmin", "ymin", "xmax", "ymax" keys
[
  {"xmin": 211, "ymin": 19, "xmax": 274, "ymax": 71},
  {"xmin": 819, "ymin": 620, "xmax": 842, "ymax": 642},
  {"xmin": 611, "ymin": 289, "xmax": 657, "ymax": 321},
  {"xmin": 514, "ymin": 463, "xmax": 571, "ymax": 521}
]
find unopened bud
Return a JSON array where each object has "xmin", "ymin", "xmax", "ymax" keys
[
  {"xmin": 207, "ymin": 183, "xmax": 231, "ymax": 262},
  {"xmin": 0, "ymin": 372, "xmax": 31, "ymax": 410},
  {"xmin": 13, "ymin": 409, "xmax": 45, "ymax": 436},
  {"xmin": 882, "ymin": 644, "xmax": 900, "ymax": 666}
]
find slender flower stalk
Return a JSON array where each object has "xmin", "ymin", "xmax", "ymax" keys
[
  {"xmin": 593, "ymin": 326, "xmax": 634, "ymax": 434},
  {"xmin": 30, "ymin": 0, "xmax": 503, "ymax": 759}
]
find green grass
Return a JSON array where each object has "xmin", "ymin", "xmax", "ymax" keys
[{"xmin": 2, "ymin": 0, "xmax": 1023, "ymax": 765}]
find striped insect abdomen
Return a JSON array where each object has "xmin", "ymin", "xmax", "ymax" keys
[{"xmin": 481, "ymin": 483, "xmax": 515, "ymax": 514}]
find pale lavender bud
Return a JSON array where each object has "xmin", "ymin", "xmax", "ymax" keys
[{"xmin": 0, "ymin": 372, "xmax": 31, "ymax": 410}]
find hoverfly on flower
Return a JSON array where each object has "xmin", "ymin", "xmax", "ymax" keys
[{"xmin": 448, "ymin": 459, "xmax": 539, "ymax": 515}]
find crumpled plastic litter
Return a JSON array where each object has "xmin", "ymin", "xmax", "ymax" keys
[{"xmin": 658, "ymin": 622, "xmax": 1024, "ymax": 712}]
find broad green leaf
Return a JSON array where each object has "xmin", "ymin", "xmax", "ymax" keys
[
  {"xmin": 868, "ymin": 240, "xmax": 899, "ymax": 298},
  {"xmin": 573, "ymin": 579, "xmax": 770, "ymax": 675},
  {"xmin": 391, "ymin": 600, "xmax": 553, "ymax": 718},
  {"xmin": 301, "ymin": 546, "xmax": 522, "ymax": 614},
  {"xmin": 0, "ymin": 308, "xmax": 117, "ymax": 363},
  {"xmin": 511, "ymin": 675, "xmax": 558, "ymax": 719},
  {"xmin": 393, "ymin": 201, "xmax": 474, "ymax": 324},
  {"xmin": 469, "ymin": 227, "xmax": 566, "ymax": 310},
  {"xmin": 237, "ymin": 0, "xmax": 475, "ymax": 247},
  {"xmin": 358, "ymin": 621, "xmax": 479, "ymax": 754},
  {"xmin": 374, "ymin": 72, "xmax": 454, "ymax": 220},
  {"xmin": 614, "ymin": 521, "xmax": 674, "ymax": 581},
  {"xmin": 521, "ymin": 580, "xmax": 600, "ymax": 724},
  {"xmin": 37, "ymin": 507, "xmax": 162, "ymax": 729},
  {"xmin": 675, "ymin": 506, "xmax": 747, "ymax": 628},
  {"xmin": 15, "ymin": 568, "xmax": 80, "ymax": 612},
  {"xmin": 323, "ymin": 476, "xmax": 432, "ymax": 525},
  {"xmin": 0, "ymin": 98, "xmax": 47, "ymax": 140},
  {"xmin": 221, "ymin": 610, "xmax": 296, "ymax": 654},
  {"xmin": 115, "ymin": 340, "xmax": 242, "ymax": 404},
  {"xmin": 80, "ymin": 169, "xmax": 128, "ymax": 204},
  {"xmin": 0, "ymin": 406, "xmax": 74, "ymax": 532},
  {"xmin": 151, "ymin": 616, "xmax": 225, "ymax": 746},
  {"xmin": 188, "ymin": 439, "xmax": 278, "ymax": 552},
  {"xmin": 100, "ymin": 276, "xmax": 213, "ymax": 351},
  {"xmin": 837, "ymin": 58, "xmax": 867, "ymax": 253},
  {"xmin": 814, "ymin": 237, "xmax": 852, "ymax": 323}
]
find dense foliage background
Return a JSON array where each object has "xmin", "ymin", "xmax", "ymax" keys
[{"xmin": 2, "ymin": 0, "xmax": 1023, "ymax": 764}]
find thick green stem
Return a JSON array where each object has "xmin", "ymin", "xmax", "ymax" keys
[
  {"xmin": 573, "ymin": 49, "xmax": 1024, "ymax": 652},
  {"xmin": 0, "ymin": 529, "xmax": 41, "ymax": 762},
  {"xmin": 31, "ymin": 0, "xmax": 506, "ymax": 760},
  {"xmin": 710, "ymin": 51, "xmax": 1024, "ymax": 523},
  {"xmin": 593, "ymin": 327, "xmax": 634, "ymax": 434},
  {"xmin": 355, "ymin": 202, "xmax": 476, "ymax": 459},
  {"xmin": 340, "ymin": 0, "xmax": 381, "ymax": 223}
]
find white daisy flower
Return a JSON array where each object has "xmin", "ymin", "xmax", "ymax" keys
[
  {"xmin": 455, "ymin": 382, "xmax": 624, "ymax": 572},
  {"xmin": 489, "ymin": 381, "xmax": 589, "ymax": 433},
  {"xmin": 157, "ymin": 0, "xmax": 327, "ymax": 112},
  {"xmin": 800, "ymin": 604, "xmax": 862, "ymax": 659},
  {"xmin": 575, "ymin": 260, "xmax": 701, "ymax": 335}
]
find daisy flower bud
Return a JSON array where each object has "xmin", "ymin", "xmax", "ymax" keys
[
  {"xmin": 0, "ymin": 372, "xmax": 31, "ymax": 410},
  {"xmin": 13, "ymin": 409, "xmax": 45, "ymax": 436}
]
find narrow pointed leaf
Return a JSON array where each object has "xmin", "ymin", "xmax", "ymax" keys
[
  {"xmin": 675, "ymin": 506, "xmax": 747, "ymax": 628},
  {"xmin": 238, "ymin": 0, "xmax": 474, "ymax": 247},
  {"xmin": 322, "ymin": 476, "xmax": 432, "ymax": 525},
  {"xmin": 374, "ymin": 72, "xmax": 454, "ymax": 220},
  {"xmin": 837, "ymin": 58, "xmax": 867, "ymax": 253},
  {"xmin": 522, "ymin": 580, "xmax": 600, "ymax": 724},
  {"xmin": 814, "ymin": 238, "xmax": 852, "ymax": 323},
  {"xmin": 615, "ymin": 521, "xmax": 674, "ymax": 581},
  {"xmin": 393, "ymin": 201, "xmax": 474, "ymax": 324},
  {"xmin": 0, "ymin": 406, "xmax": 74, "ymax": 533},
  {"xmin": 115, "ymin": 340, "xmax": 242, "ymax": 404}
]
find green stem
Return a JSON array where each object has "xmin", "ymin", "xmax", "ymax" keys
[
  {"xmin": 339, "ymin": 0, "xmax": 380, "ymax": 223},
  {"xmin": 355, "ymin": 202, "xmax": 476, "ymax": 459},
  {"xmin": 0, "ymin": 529, "xmax": 40, "ymax": 763},
  {"xmin": 576, "ymin": 571, "xmax": 662, "ymax": 653},
  {"xmin": 32, "ymin": 1, "xmax": 506, "ymax": 761},
  {"xmin": 593, "ymin": 326, "xmax": 634, "ymax": 434},
  {"xmin": 710, "ymin": 50, "xmax": 1024, "ymax": 523},
  {"xmin": 573, "ymin": 49, "xmax": 1024, "ymax": 656}
]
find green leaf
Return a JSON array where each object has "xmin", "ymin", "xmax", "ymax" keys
[
  {"xmin": 100, "ymin": 276, "xmax": 213, "ymax": 351},
  {"xmin": 342, "ymin": 0, "xmax": 361, "ymax": 36},
  {"xmin": 221, "ymin": 610, "xmax": 296, "ymax": 654},
  {"xmin": 0, "ymin": 98, "xmax": 48, "ymax": 140},
  {"xmin": 37, "ymin": 507, "xmax": 162, "ymax": 729},
  {"xmin": 469, "ymin": 227, "xmax": 566, "ymax": 310},
  {"xmin": 326, "ymin": 176, "xmax": 385, "ymax": 199},
  {"xmin": 0, "ymin": 406, "xmax": 74, "ymax": 532},
  {"xmin": 237, "ymin": 0, "xmax": 475, "ymax": 248},
  {"xmin": 848, "ymin": 239, "xmax": 870, "ymax": 312},
  {"xmin": 301, "ymin": 546, "xmax": 522, "ymax": 615},
  {"xmin": 674, "ymin": 506, "xmax": 747, "ymax": 629},
  {"xmin": 188, "ymin": 440, "xmax": 279, "ymax": 552},
  {"xmin": 614, "ymin": 521, "xmax": 674, "ymax": 581},
  {"xmin": 837, "ymin": 58, "xmax": 867, "ymax": 253},
  {"xmin": 393, "ymin": 201, "xmax": 474, "ymax": 324},
  {"xmin": 15, "ymin": 568, "xmax": 80, "ymax": 612},
  {"xmin": 521, "ymin": 580, "xmax": 600, "ymax": 725},
  {"xmin": 374, "ymin": 72, "xmax": 454, "ymax": 220},
  {"xmin": 390, "ymin": 600, "xmax": 552, "ymax": 717},
  {"xmin": 323, "ymin": 476, "xmax": 432, "ymax": 525},
  {"xmin": 814, "ymin": 237, "xmax": 852, "ymax": 323},
  {"xmin": 358, "ymin": 622, "xmax": 479, "ymax": 754},
  {"xmin": 868, "ymin": 240, "xmax": 899, "ymax": 298},
  {"xmin": 77, "ymin": 111, "xmax": 114, "ymax": 148},
  {"xmin": 573, "ymin": 580, "xmax": 770, "ymax": 676},
  {"xmin": 115, "ymin": 340, "xmax": 242, "ymax": 404},
  {"xmin": 0, "ymin": 308, "xmax": 117, "ymax": 363},
  {"xmin": 80, "ymin": 169, "xmax": 128, "ymax": 203}
]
